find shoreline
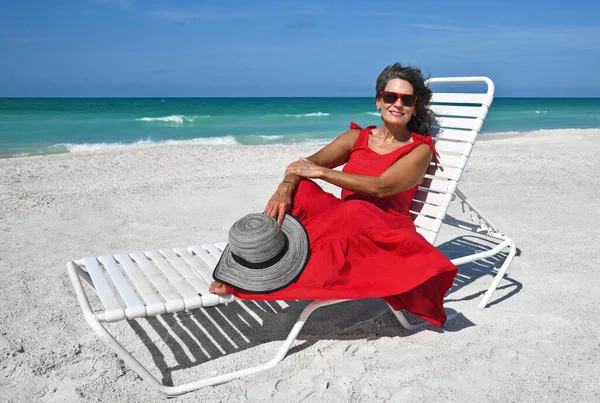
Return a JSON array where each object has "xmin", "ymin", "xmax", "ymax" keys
[{"xmin": 2, "ymin": 127, "xmax": 599, "ymax": 161}]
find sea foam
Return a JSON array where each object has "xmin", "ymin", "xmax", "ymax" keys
[
  {"xmin": 61, "ymin": 136, "xmax": 240, "ymax": 153},
  {"xmin": 63, "ymin": 139, "xmax": 154, "ymax": 152},
  {"xmin": 284, "ymin": 112, "xmax": 330, "ymax": 117},
  {"xmin": 161, "ymin": 136, "xmax": 239, "ymax": 146},
  {"xmin": 136, "ymin": 115, "xmax": 210, "ymax": 124}
]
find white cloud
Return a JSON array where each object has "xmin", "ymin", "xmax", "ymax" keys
[{"xmin": 153, "ymin": 9, "xmax": 326, "ymax": 22}]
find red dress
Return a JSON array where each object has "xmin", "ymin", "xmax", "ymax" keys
[{"xmin": 227, "ymin": 123, "xmax": 458, "ymax": 326}]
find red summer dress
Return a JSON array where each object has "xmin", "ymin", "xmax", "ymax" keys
[{"xmin": 227, "ymin": 123, "xmax": 458, "ymax": 326}]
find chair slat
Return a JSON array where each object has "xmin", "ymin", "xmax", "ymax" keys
[
  {"xmin": 412, "ymin": 189, "xmax": 447, "ymax": 206},
  {"xmin": 202, "ymin": 244, "xmax": 223, "ymax": 261},
  {"xmin": 173, "ymin": 248, "xmax": 214, "ymax": 285},
  {"xmin": 214, "ymin": 242, "xmax": 228, "ymax": 251},
  {"xmin": 97, "ymin": 256, "xmax": 146, "ymax": 319},
  {"xmin": 172, "ymin": 248, "xmax": 224, "ymax": 307},
  {"xmin": 410, "ymin": 203, "xmax": 447, "ymax": 220},
  {"xmin": 188, "ymin": 245, "xmax": 219, "ymax": 267},
  {"xmin": 435, "ymin": 117, "xmax": 483, "ymax": 131},
  {"xmin": 159, "ymin": 249, "xmax": 212, "ymax": 296},
  {"xmin": 426, "ymin": 164, "xmax": 463, "ymax": 181},
  {"xmin": 434, "ymin": 139, "xmax": 473, "ymax": 156},
  {"xmin": 420, "ymin": 177, "xmax": 450, "ymax": 193},
  {"xmin": 114, "ymin": 253, "xmax": 166, "ymax": 316},
  {"xmin": 415, "ymin": 227, "xmax": 437, "ymax": 244},
  {"xmin": 145, "ymin": 250, "xmax": 203, "ymax": 310},
  {"xmin": 82, "ymin": 257, "xmax": 125, "ymax": 322},
  {"xmin": 430, "ymin": 104, "xmax": 486, "ymax": 118},
  {"xmin": 412, "ymin": 214, "xmax": 442, "ymax": 233},
  {"xmin": 433, "ymin": 128, "xmax": 478, "ymax": 143},
  {"xmin": 436, "ymin": 153, "xmax": 468, "ymax": 169},
  {"xmin": 130, "ymin": 251, "xmax": 185, "ymax": 313},
  {"xmin": 431, "ymin": 92, "xmax": 487, "ymax": 104}
]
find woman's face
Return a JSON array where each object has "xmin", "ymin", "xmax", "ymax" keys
[{"xmin": 376, "ymin": 78, "xmax": 416, "ymax": 128}]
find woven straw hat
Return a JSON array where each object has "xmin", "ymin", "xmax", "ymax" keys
[{"xmin": 213, "ymin": 213, "xmax": 310, "ymax": 293}]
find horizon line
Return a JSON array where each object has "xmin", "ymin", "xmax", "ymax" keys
[{"xmin": 2, "ymin": 95, "xmax": 600, "ymax": 99}]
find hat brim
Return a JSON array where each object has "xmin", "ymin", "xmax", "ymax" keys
[{"xmin": 213, "ymin": 214, "xmax": 310, "ymax": 294}]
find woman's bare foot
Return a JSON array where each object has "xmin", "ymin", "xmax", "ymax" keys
[{"xmin": 209, "ymin": 281, "xmax": 229, "ymax": 295}]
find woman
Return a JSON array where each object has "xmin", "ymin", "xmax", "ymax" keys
[{"xmin": 210, "ymin": 63, "xmax": 457, "ymax": 326}]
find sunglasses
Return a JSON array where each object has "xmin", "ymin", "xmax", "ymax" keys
[{"xmin": 380, "ymin": 91, "xmax": 418, "ymax": 107}]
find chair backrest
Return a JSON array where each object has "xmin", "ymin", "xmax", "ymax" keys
[{"xmin": 411, "ymin": 77, "xmax": 495, "ymax": 244}]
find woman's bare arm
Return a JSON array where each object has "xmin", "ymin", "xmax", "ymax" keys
[
  {"xmin": 279, "ymin": 129, "xmax": 360, "ymax": 186},
  {"xmin": 286, "ymin": 144, "xmax": 433, "ymax": 198},
  {"xmin": 265, "ymin": 129, "xmax": 360, "ymax": 224}
]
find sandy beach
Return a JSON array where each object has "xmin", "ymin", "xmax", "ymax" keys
[{"xmin": 1, "ymin": 128, "xmax": 599, "ymax": 402}]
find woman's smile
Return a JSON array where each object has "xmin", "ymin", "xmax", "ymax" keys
[{"xmin": 388, "ymin": 110, "xmax": 405, "ymax": 117}]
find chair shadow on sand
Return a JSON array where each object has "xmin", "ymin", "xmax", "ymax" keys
[{"xmin": 127, "ymin": 234, "xmax": 522, "ymax": 386}]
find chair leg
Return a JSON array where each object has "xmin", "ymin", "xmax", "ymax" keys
[
  {"xmin": 387, "ymin": 305, "xmax": 458, "ymax": 330},
  {"xmin": 447, "ymin": 188, "xmax": 518, "ymax": 309},
  {"xmin": 476, "ymin": 235, "xmax": 517, "ymax": 309},
  {"xmin": 388, "ymin": 308, "xmax": 430, "ymax": 330},
  {"xmin": 123, "ymin": 300, "xmax": 349, "ymax": 395},
  {"xmin": 68, "ymin": 266, "xmax": 349, "ymax": 396}
]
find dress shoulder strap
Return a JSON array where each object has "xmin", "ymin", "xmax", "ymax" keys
[
  {"xmin": 412, "ymin": 133, "xmax": 440, "ymax": 168},
  {"xmin": 349, "ymin": 122, "xmax": 376, "ymax": 148}
]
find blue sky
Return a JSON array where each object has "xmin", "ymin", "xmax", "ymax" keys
[{"xmin": 1, "ymin": 0, "xmax": 599, "ymax": 97}]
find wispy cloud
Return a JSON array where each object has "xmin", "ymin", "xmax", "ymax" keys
[
  {"xmin": 490, "ymin": 25, "xmax": 600, "ymax": 50},
  {"xmin": 408, "ymin": 24, "xmax": 470, "ymax": 32},
  {"xmin": 349, "ymin": 11, "xmax": 412, "ymax": 18},
  {"xmin": 0, "ymin": 37, "xmax": 62, "ymax": 43},
  {"xmin": 412, "ymin": 24, "xmax": 600, "ymax": 53},
  {"xmin": 153, "ymin": 9, "xmax": 324, "ymax": 22},
  {"xmin": 338, "ymin": 10, "xmax": 444, "ymax": 19},
  {"xmin": 98, "ymin": 0, "xmax": 135, "ymax": 10},
  {"xmin": 154, "ymin": 11, "xmax": 217, "ymax": 22}
]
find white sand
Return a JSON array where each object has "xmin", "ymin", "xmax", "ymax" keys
[{"xmin": 1, "ymin": 129, "xmax": 599, "ymax": 402}]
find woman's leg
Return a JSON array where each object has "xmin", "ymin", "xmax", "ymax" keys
[
  {"xmin": 210, "ymin": 180, "xmax": 342, "ymax": 295},
  {"xmin": 291, "ymin": 179, "xmax": 342, "ymax": 221}
]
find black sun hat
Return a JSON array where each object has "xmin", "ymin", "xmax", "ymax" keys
[{"xmin": 213, "ymin": 213, "xmax": 310, "ymax": 293}]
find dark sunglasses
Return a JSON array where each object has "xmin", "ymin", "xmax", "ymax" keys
[{"xmin": 380, "ymin": 91, "xmax": 418, "ymax": 107}]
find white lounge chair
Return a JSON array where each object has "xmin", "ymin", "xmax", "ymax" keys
[{"xmin": 66, "ymin": 77, "xmax": 516, "ymax": 396}]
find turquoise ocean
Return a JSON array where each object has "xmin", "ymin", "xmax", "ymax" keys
[{"xmin": 1, "ymin": 97, "xmax": 599, "ymax": 158}]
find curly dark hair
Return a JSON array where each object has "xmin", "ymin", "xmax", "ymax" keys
[{"xmin": 376, "ymin": 63, "xmax": 435, "ymax": 135}]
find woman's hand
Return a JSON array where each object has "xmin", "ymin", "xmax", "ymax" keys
[
  {"xmin": 264, "ymin": 182, "xmax": 294, "ymax": 225},
  {"xmin": 285, "ymin": 158, "xmax": 324, "ymax": 179}
]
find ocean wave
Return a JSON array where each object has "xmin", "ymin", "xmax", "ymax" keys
[
  {"xmin": 63, "ymin": 139, "xmax": 154, "ymax": 152},
  {"xmin": 480, "ymin": 130, "xmax": 521, "ymax": 136},
  {"xmin": 482, "ymin": 127, "xmax": 600, "ymax": 136},
  {"xmin": 161, "ymin": 136, "xmax": 239, "ymax": 146},
  {"xmin": 60, "ymin": 136, "xmax": 239, "ymax": 153},
  {"xmin": 364, "ymin": 111, "xmax": 381, "ymax": 116},
  {"xmin": 136, "ymin": 114, "xmax": 211, "ymax": 124},
  {"xmin": 259, "ymin": 135, "xmax": 284, "ymax": 140},
  {"xmin": 520, "ymin": 110, "xmax": 548, "ymax": 115},
  {"xmin": 284, "ymin": 112, "xmax": 330, "ymax": 118},
  {"xmin": 0, "ymin": 152, "xmax": 32, "ymax": 159}
]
